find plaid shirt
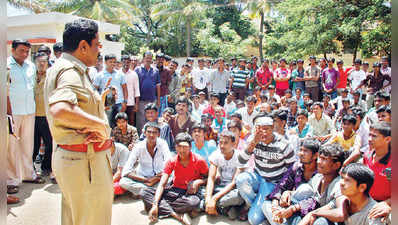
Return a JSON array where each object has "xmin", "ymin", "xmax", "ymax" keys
[{"xmin": 111, "ymin": 124, "xmax": 139, "ymax": 148}]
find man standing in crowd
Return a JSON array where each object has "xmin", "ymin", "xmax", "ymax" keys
[
  {"xmin": 274, "ymin": 58, "xmax": 291, "ymax": 97},
  {"xmin": 168, "ymin": 60, "xmax": 181, "ymax": 109},
  {"xmin": 380, "ymin": 56, "xmax": 391, "ymax": 93},
  {"xmin": 209, "ymin": 58, "xmax": 230, "ymax": 105},
  {"xmin": 230, "ymin": 59, "xmax": 251, "ymax": 100},
  {"xmin": 53, "ymin": 42, "xmax": 63, "ymax": 60},
  {"xmin": 94, "ymin": 53, "xmax": 128, "ymax": 128},
  {"xmin": 304, "ymin": 56, "xmax": 321, "ymax": 101},
  {"xmin": 135, "ymin": 51, "xmax": 161, "ymax": 134},
  {"xmin": 321, "ymin": 58, "xmax": 340, "ymax": 99},
  {"xmin": 7, "ymin": 39, "xmax": 44, "ymax": 195},
  {"xmin": 33, "ymin": 52, "xmax": 54, "ymax": 181},
  {"xmin": 156, "ymin": 53, "xmax": 172, "ymax": 115},
  {"xmin": 256, "ymin": 59, "xmax": 273, "ymax": 91},
  {"xmin": 124, "ymin": 55, "xmax": 140, "ymax": 126},
  {"xmin": 291, "ymin": 59, "xmax": 306, "ymax": 93},
  {"xmin": 192, "ymin": 58, "xmax": 209, "ymax": 95},
  {"xmin": 44, "ymin": 19, "xmax": 113, "ymax": 225},
  {"xmin": 348, "ymin": 59, "xmax": 366, "ymax": 100}
]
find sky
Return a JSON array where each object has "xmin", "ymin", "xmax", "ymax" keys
[{"xmin": 7, "ymin": 2, "xmax": 33, "ymax": 17}]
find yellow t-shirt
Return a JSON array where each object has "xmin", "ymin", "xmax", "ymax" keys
[{"xmin": 330, "ymin": 131, "xmax": 356, "ymax": 151}]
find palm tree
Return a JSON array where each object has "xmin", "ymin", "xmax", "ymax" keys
[
  {"xmin": 153, "ymin": 0, "xmax": 208, "ymax": 57},
  {"xmin": 244, "ymin": 0, "xmax": 278, "ymax": 61},
  {"xmin": 8, "ymin": 0, "xmax": 138, "ymax": 25},
  {"xmin": 8, "ymin": 0, "xmax": 49, "ymax": 13}
]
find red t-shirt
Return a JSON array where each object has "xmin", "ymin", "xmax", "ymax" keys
[
  {"xmin": 202, "ymin": 105, "xmax": 225, "ymax": 118},
  {"xmin": 164, "ymin": 152, "xmax": 209, "ymax": 190},
  {"xmin": 363, "ymin": 149, "xmax": 391, "ymax": 201},
  {"xmin": 256, "ymin": 68, "xmax": 273, "ymax": 86},
  {"xmin": 336, "ymin": 67, "xmax": 351, "ymax": 89},
  {"xmin": 274, "ymin": 68, "xmax": 290, "ymax": 90}
]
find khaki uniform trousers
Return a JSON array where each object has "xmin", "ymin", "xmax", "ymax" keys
[
  {"xmin": 53, "ymin": 144, "xmax": 113, "ymax": 225},
  {"xmin": 7, "ymin": 114, "xmax": 36, "ymax": 186}
]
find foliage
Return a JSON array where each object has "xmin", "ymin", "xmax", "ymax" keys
[
  {"xmin": 262, "ymin": 0, "xmax": 391, "ymax": 61},
  {"xmin": 196, "ymin": 19, "xmax": 250, "ymax": 58}
]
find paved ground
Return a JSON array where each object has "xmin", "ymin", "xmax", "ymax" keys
[{"xmin": 7, "ymin": 176, "xmax": 247, "ymax": 225}]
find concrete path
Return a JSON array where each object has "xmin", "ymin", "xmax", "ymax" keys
[{"xmin": 7, "ymin": 177, "xmax": 248, "ymax": 225}]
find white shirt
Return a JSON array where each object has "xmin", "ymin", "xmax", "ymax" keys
[
  {"xmin": 354, "ymin": 119, "xmax": 370, "ymax": 153},
  {"xmin": 348, "ymin": 69, "xmax": 366, "ymax": 90},
  {"xmin": 121, "ymin": 138, "xmax": 171, "ymax": 178},
  {"xmin": 381, "ymin": 66, "xmax": 391, "ymax": 92},
  {"xmin": 111, "ymin": 142, "xmax": 131, "ymax": 174},
  {"xmin": 88, "ymin": 67, "xmax": 99, "ymax": 82},
  {"xmin": 209, "ymin": 149, "xmax": 243, "ymax": 186},
  {"xmin": 191, "ymin": 104, "xmax": 205, "ymax": 122},
  {"xmin": 124, "ymin": 70, "xmax": 140, "ymax": 106},
  {"xmin": 192, "ymin": 68, "xmax": 209, "ymax": 90},
  {"xmin": 224, "ymin": 100, "xmax": 237, "ymax": 117},
  {"xmin": 237, "ymin": 107, "xmax": 259, "ymax": 129}
]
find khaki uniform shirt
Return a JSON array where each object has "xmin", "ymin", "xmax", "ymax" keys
[
  {"xmin": 35, "ymin": 74, "xmax": 46, "ymax": 117},
  {"xmin": 44, "ymin": 53, "xmax": 110, "ymax": 145}
]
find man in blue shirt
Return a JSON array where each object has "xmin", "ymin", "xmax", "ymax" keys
[
  {"xmin": 191, "ymin": 123, "xmax": 217, "ymax": 165},
  {"xmin": 94, "ymin": 53, "xmax": 128, "ymax": 128},
  {"xmin": 7, "ymin": 39, "xmax": 45, "ymax": 193},
  {"xmin": 134, "ymin": 51, "xmax": 161, "ymax": 134}
]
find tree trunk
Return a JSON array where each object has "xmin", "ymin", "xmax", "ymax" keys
[
  {"xmin": 186, "ymin": 18, "xmax": 192, "ymax": 57},
  {"xmin": 352, "ymin": 45, "xmax": 358, "ymax": 63},
  {"xmin": 259, "ymin": 11, "xmax": 264, "ymax": 62},
  {"xmin": 323, "ymin": 52, "xmax": 327, "ymax": 59}
]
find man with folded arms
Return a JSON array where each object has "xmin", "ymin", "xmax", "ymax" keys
[{"xmin": 44, "ymin": 19, "xmax": 113, "ymax": 225}]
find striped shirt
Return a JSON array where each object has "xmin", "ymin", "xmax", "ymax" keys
[
  {"xmin": 231, "ymin": 69, "xmax": 250, "ymax": 88},
  {"xmin": 238, "ymin": 133, "xmax": 296, "ymax": 183}
]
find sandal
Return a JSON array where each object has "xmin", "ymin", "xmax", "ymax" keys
[
  {"xmin": 238, "ymin": 207, "xmax": 249, "ymax": 221},
  {"xmin": 23, "ymin": 176, "xmax": 45, "ymax": 184},
  {"xmin": 7, "ymin": 185, "xmax": 19, "ymax": 194}
]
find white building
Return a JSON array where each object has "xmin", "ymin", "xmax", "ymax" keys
[{"xmin": 7, "ymin": 12, "xmax": 124, "ymax": 60}]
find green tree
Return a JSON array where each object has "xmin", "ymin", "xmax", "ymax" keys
[{"xmin": 153, "ymin": 0, "xmax": 208, "ymax": 57}]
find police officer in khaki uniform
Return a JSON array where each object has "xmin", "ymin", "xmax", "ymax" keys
[{"xmin": 44, "ymin": 19, "xmax": 113, "ymax": 225}]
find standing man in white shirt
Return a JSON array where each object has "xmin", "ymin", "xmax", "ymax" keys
[
  {"xmin": 348, "ymin": 59, "xmax": 366, "ymax": 100},
  {"xmin": 192, "ymin": 58, "xmax": 209, "ymax": 95},
  {"xmin": 8, "ymin": 39, "xmax": 45, "ymax": 193},
  {"xmin": 123, "ymin": 55, "xmax": 140, "ymax": 126},
  {"xmin": 380, "ymin": 56, "xmax": 391, "ymax": 93}
]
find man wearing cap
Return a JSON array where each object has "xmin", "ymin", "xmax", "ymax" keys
[
  {"xmin": 236, "ymin": 116, "xmax": 295, "ymax": 225},
  {"xmin": 119, "ymin": 122, "xmax": 171, "ymax": 198},
  {"xmin": 8, "ymin": 39, "xmax": 45, "ymax": 194},
  {"xmin": 37, "ymin": 44, "xmax": 54, "ymax": 67},
  {"xmin": 304, "ymin": 56, "xmax": 321, "ymax": 101},
  {"xmin": 44, "ymin": 19, "xmax": 113, "ymax": 225},
  {"xmin": 53, "ymin": 42, "xmax": 63, "ymax": 60}
]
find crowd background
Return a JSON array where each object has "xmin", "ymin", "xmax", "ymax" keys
[{"xmin": 6, "ymin": 33, "xmax": 392, "ymax": 225}]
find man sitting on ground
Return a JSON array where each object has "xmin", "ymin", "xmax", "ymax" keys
[
  {"xmin": 263, "ymin": 139, "xmax": 319, "ymax": 225},
  {"xmin": 111, "ymin": 142, "xmax": 131, "ymax": 197},
  {"xmin": 119, "ymin": 122, "xmax": 171, "ymax": 198},
  {"xmin": 204, "ymin": 131, "xmax": 246, "ymax": 220},
  {"xmin": 141, "ymin": 133, "xmax": 208, "ymax": 225}
]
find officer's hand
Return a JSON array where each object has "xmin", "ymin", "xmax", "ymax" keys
[{"xmin": 148, "ymin": 205, "xmax": 158, "ymax": 222}]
